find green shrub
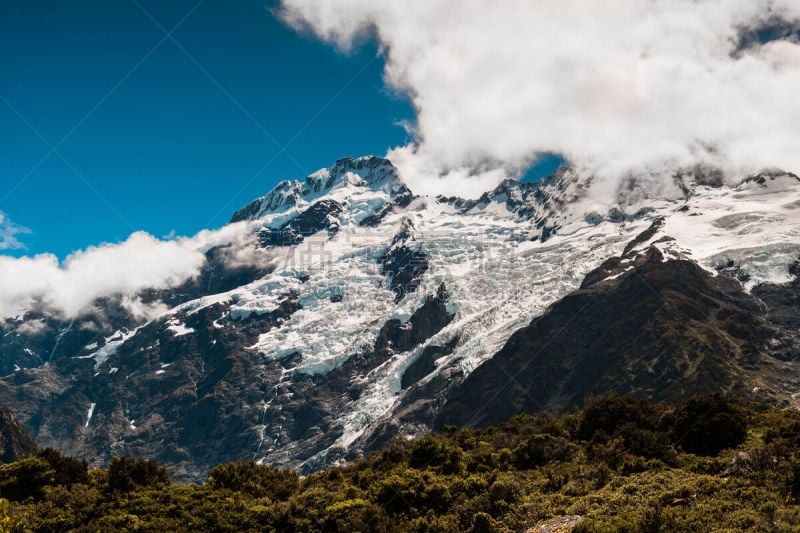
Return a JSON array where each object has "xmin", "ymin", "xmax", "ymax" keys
[
  {"xmin": 321, "ymin": 498, "xmax": 390, "ymax": 532},
  {"xmin": 373, "ymin": 469, "xmax": 452, "ymax": 516},
  {"xmin": 573, "ymin": 520, "xmax": 616, "ymax": 533},
  {"xmin": 577, "ymin": 396, "xmax": 674, "ymax": 462},
  {"xmin": 107, "ymin": 456, "xmax": 169, "ymax": 494},
  {"xmin": 206, "ymin": 460, "xmax": 299, "ymax": 500},
  {"xmin": 408, "ymin": 436, "xmax": 465, "ymax": 475},
  {"xmin": 36, "ymin": 447, "xmax": 89, "ymax": 486},
  {"xmin": 513, "ymin": 433, "xmax": 575, "ymax": 469},
  {"xmin": 578, "ymin": 395, "xmax": 662, "ymax": 441},
  {"xmin": 789, "ymin": 463, "xmax": 800, "ymax": 502},
  {"xmin": 0, "ymin": 457, "xmax": 55, "ymax": 501},
  {"xmin": 671, "ymin": 394, "xmax": 747, "ymax": 455},
  {"xmin": 470, "ymin": 511, "xmax": 496, "ymax": 533}
]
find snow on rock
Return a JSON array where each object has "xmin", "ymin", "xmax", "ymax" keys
[
  {"xmin": 662, "ymin": 172, "xmax": 800, "ymax": 287},
  {"xmin": 166, "ymin": 319, "xmax": 195, "ymax": 337},
  {"xmin": 88, "ymin": 328, "xmax": 141, "ymax": 368},
  {"xmin": 85, "ymin": 402, "xmax": 96, "ymax": 427},
  {"xmin": 232, "ymin": 156, "xmax": 401, "ymax": 226},
  {"xmin": 227, "ymin": 273, "xmax": 304, "ymax": 320}
]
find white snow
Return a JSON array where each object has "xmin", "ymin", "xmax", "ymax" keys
[
  {"xmin": 87, "ymin": 328, "xmax": 141, "ymax": 368},
  {"xmin": 85, "ymin": 402, "xmax": 96, "ymax": 427},
  {"xmin": 661, "ymin": 177, "xmax": 800, "ymax": 287},
  {"xmin": 166, "ymin": 319, "xmax": 195, "ymax": 337}
]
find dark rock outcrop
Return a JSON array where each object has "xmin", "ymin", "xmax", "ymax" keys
[
  {"xmin": 0, "ymin": 405, "xmax": 37, "ymax": 463},
  {"xmin": 0, "ymin": 296, "xmax": 301, "ymax": 481},
  {"xmin": 373, "ymin": 284, "xmax": 452, "ymax": 363},
  {"xmin": 379, "ymin": 219, "xmax": 429, "ymax": 302}
]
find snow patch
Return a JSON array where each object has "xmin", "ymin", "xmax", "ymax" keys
[
  {"xmin": 166, "ymin": 319, "xmax": 195, "ymax": 337},
  {"xmin": 85, "ymin": 402, "xmax": 96, "ymax": 427},
  {"xmin": 88, "ymin": 328, "xmax": 141, "ymax": 368}
]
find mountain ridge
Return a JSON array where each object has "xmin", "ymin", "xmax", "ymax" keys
[{"xmin": 0, "ymin": 156, "xmax": 798, "ymax": 480}]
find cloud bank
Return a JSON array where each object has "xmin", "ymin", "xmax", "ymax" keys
[
  {"xmin": 0, "ymin": 223, "xmax": 253, "ymax": 321},
  {"xmin": 280, "ymin": 0, "xmax": 800, "ymax": 195}
]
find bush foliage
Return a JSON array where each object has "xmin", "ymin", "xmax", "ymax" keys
[{"xmin": 0, "ymin": 394, "xmax": 798, "ymax": 532}]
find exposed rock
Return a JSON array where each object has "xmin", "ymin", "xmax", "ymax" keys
[
  {"xmin": 374, "ymin": 283, "xmax": 452, "ymax": 362},
  {"xmin": 378, "ymin": 219, "xmax": 429, "ymax": 302},
  {"xmin": 402, "ymin": 336, "xmax": 460, "ymax": 390},
  {"xmin": 621, "ymin": 217, "xmax": 665, "ymax": 257},
  {"xmin": 0, "ymin": 296, "xmax": 301, "ymax": 481},
  {"xmin": 0, "ymin": 405, "xmax": 37, "ymax": 463}
]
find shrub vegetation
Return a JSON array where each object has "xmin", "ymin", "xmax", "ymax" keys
[{"xmin": 0, "ymin": 394, "xmax": 797, "ymax": 531}]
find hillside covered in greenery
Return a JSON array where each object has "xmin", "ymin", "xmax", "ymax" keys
[{"xmin": 2, "ymin": 394, "xmax": 800, "ymax": 532}]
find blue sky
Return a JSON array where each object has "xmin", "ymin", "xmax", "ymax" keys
[{"xmin": 0, "ymin": 0, "xmax": 559, "ymax": 259}]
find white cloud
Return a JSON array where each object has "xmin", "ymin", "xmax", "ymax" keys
[
  {"xmin": 16, "ymin": 319, "xmax": 47, "ymax": 336},
  {"xmin": 0, "ymin": 212, "xmax": 31, "ymax": 251},
  {"xmin": 0, "ymin": 222, "xmax": 251, "ymax": 320},
  {"xmin": 279, "ymin": 0, "xmax": 800, "ymax": 195}
]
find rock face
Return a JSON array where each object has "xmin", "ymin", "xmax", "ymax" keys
[
  {"xmin": 1, "ymin": 157, "xmax": 799, "ymax": 481},
  {"xmin": 378, "ymin": 219, "xmax": 430, "ymax": 302},
  {"xmin": 0, "ymin": 405, "xmax": 37, "ymax": 463}
]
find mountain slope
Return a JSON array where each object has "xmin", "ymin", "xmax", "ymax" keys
[
  {"xmin": 437, "ymin": 230, "xmax": 798, "ymax": 429},
  {"xmin": 0, "ymin": 405, "xmax": 36, "ymax": 463},
  {"xmin": 0, "ymin": 157, "xmax": 798, "ymax": 480}
]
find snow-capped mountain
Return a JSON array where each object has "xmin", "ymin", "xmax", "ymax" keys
[{"xmin": 1, "ymin": 156, "xmax": 799, "ymax": 480}]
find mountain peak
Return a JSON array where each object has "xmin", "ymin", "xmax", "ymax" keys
[
  {"xmin": 230, "ymin": 156, "xmax": 399, "ymax": 223},
  {"xmin": 327, "ymin": 156, "xmax": 396, "ymax": 184}
]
